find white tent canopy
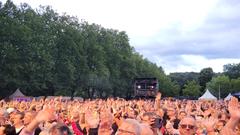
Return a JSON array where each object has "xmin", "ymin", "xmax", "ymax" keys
[
  {"xmin": 199, "ymin": 89, "xmax": 217, "ymax": 100},
  {"xmin": 46, "ymin": 96, "xmax": 71, "ymax": 100},
  {"xmin": 9, "ymin": 89, "xmax": 32, "ymax": 101},
  {"xmin": 224, "ymin": 93, "xmax": 232, "ymax": 101},
  {"xmin": 9, "ymin": 88, "xmax": 25, "ymax": 98}
]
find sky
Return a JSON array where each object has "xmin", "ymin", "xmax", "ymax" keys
[{"xmin": 3, "ymin": 0, "xmax": 240, "ymax": 74}]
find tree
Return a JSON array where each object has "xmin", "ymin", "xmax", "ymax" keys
[
  {"xmin": 206, "ymin": 75, "xmax": 231, "ymax": 98},
  {"xmin": 182, "ymin": 80, "xmax": 201, "ymax": 97},
  {"xmin": 230, "ymin": 78, "xmax": 240, "ymax": 94},
  {"xmin": 224, "ymin": 63, "xmax": 240, "ymax": 79},
  {"xmin": 0, "ymin": 1, "xmax": 180, "ymax": 98},
  {"xmin": 199, "ymin": 67, "xmax": 214, "ymax": 93},
  {"xmin": 169, "ymin": 72, "xmax": 199, "ymax": 95}
]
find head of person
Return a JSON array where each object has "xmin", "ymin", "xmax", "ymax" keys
[
  {"xmin": 167, "ymin": 106, "xmax": 176, "ymax": 117},
  {"xmin": 0, "ymin": 110, "xmax": 8, "ymax": 125},
  {"xmin": 116, "ymin": 119, "xmax": 141, "ymax": 135},
  {"xmin": 178, "ymin": 110, "xmax": 187, "ymax": 120},
  {"xmin": 215, "ymin": 120, "xmax": 226, "ymax": 132},
  {"xmin": 35, "ymin": 105, "xmax": 43, "ymax": 112},
  {"xmin": 23, "ymin": 111, "xmax": 37, "ymax": 126},
  {"xmin": 218, "ymin": 112, "xmax": 229, "ymax": 121},
  {"xmin": 19, "ymin": 102, "xmax": 27, "ymax": 111},
  {"xmin": 0, "ymin": 124, "xmax": 16, "ymax": 135},
  {"xmin": 49, "ymin": 123, "xmax": 71, "ymax": 135},
  {"xmin": 79, "ymin": 113, "xmax": 85, "ymax": 124},
  {"xmin": 179, "ymin": 116, "xmax": 196, "ymax": 135},
  {"xmin": 6, "ymin": 108, "xmax": 15, "ymax": 124},
  {"xmin": 98, "ymin": 122, "xmax": 113, "ymax": 135},
  {"xmin": 128, "ymin": 109, "xmax": 138, "ymax": 119},
  {"xmin": 70, "ymin": 109, "xmax": 79, "ymax": 120},
  {"xmin": 139, "ymin": 123, "xmax": 154, "ymax": 135},
  {"xmin": 12, "ymin": 111, "xmax": 24, "ymax": 126},
  {"xmin": 141, "ymin": 112, "xmax": 155, "ymax": 124},
  {"xmin": 0, "ymin": 109, "xmax": 8, "ymax": 118},
  {"xmin": 98, "ymin": 110, "xmax": 114, "ymax": 135},
  {"xmin": 6, "ymin": 108, "xmax": 15, "ymax": 115},
  {"xmin": 156, "ymin": 108, "xmax": 164, "ymax": 118}
]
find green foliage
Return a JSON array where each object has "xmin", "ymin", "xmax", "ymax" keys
[
  {"xmin": 160, "ymin": 76, "xmax": 180, "ymax": 97},
  {"xmin": 230, "ymin": 78, "xmax": 240, "ymax": 94},
  {"xmin": 224, "ymin": 63, "xmax": 240, "ymax": 79},
  {"xmin": 0, "ymin": 1, "xmax": 179, "ymax": 98},
  {"xmin": 198, "ymin": 67, "xmax": 214, "ymax": 93},
  {"xmin": 182, "ymin": 80, "xmax": 201, "ymax": 97},
  {"xmin": 206, "ymin": 75, "xmax": 231, "ymax": 98},
  {"xmin": 3, "ymin": 1, "xmax": 240, "ymax": 99},
  {"xmin": 169, "ymin": 72, "xmax": 199, "ymax": 95}
]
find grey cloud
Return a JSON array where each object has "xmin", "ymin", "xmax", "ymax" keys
[
  {"xmin": 133, "ymin": 0, "xmax": 240, "ymax": 73},
  {"xmin": 136, "ymin": 1, "xmax": 240, "ymax": 61}
]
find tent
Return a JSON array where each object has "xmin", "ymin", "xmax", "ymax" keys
[
  {"xmin": 198, "ymin": 89, "xmax": 217, "ymax": 100},
  {"xmin": 9, "ymin": 89, "xmax": 25, "ymax": 98},
  {"xmin": 73, "ymin": 97, "xmax": 83, "ymax": 101},
  {"xmin": 46, "ymin": 96, "xmax": 71, "ymax": 101},
  {"xmin": 9, "ymin": 89, "xmax": 32, "ymax": 101},
  {"xmin": 232, "ymin": 92, "xmax": 240, "ymax": 99},
  {"xmin": 224, "ymin": 93, "xmax": 232, "ymax": 101}
]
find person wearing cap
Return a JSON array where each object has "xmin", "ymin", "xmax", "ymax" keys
[{"xmin": 6, "ymin": 108, "xmax": 15, "ymax": 114}]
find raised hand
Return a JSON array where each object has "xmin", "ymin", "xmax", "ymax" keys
[
  {"xmin": 228, "ymin": 96, "xmax": 240, "ymax": 119},
  {"xmin": 202, "ymin": 117, "xmax": 217, "ymax": 131},
  {"xmin": 35, "ymin": 107, "xmax": 57, "ymax": 123},
  {"xmin": 99, "ymin": 108, "xmax": 113, "ymax": 134},
  {"xmin": 85, "ymin": 109, "xmax": 99, "ymax": 128},
  {"xmin": 22, "ymin": 106, "xmax": 57, "ymax": 135},
  {"xmin": 156, "ymin": 92, "xmax": 162, "ymax": 100},
  {"xmin": 203, "ymin": 108, "xmax": 212, "ymax": 118},
  {"xmin": 165, "ymin": 120, "xmax": 174, "ymax": 134},
  {"xmin": 185, "ymin": 101, "xmax": 192, "ymax": 112},
  {"xmin": 220, "ymin": 97, "xmax": 240, "ymax": 135}
]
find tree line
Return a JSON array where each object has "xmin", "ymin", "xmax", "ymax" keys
[
  {"xmin": 169, "ymin": 64, "xmax": 240, "ymax": 99},
  {"xmin": 1, "ymin": 0, "xmax": 240, "ymax": 99},
  {"xmin": 0, "ymin": 0, "xmax": 179, "ymax": 99}
]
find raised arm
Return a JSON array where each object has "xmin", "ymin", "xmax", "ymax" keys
[
  {"xmin": 20, "ymin": 108, "xmax": 56, "ymax": 135},
  {"xmin": 221, "ymin": 97, "xmax": 240, "ymax": 135},
  {"xmin": 154, "ymin": 92, "xmax": 162, "ymax": 109}
]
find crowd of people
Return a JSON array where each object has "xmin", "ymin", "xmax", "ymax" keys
[{"xmin": 0, "ymin": 93, "xmax": 240, "ymax": 135}]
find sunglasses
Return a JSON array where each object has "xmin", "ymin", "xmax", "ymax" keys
[{"xmin": 180, "ymin": 124, "xmax": 195, "ymax": 129}]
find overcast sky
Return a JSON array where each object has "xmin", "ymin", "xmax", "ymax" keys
[{"xmin": 3, "ymin": 0, "xmax": 240, "ymax": 74}]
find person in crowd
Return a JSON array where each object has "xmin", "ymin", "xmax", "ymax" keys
[
  {"xmin": 98, "ymin": 109, "xmax": 114, "ymax": 135},
  {"xmin": 0, "ymin": 92, "xmax": 240, "ymax": 135},
  {"xmin": 19, "ymin": 107, "xmax": 57, "ymax": 135},
  {"xmin": 0, "ymin": 124, "xmax": 16, "ymax": 135},
  {"xmin": 70, "ymin": 112, "xmax": 87, "ymax": 135},
  {"xmin": 166, "ymin": 106, "xmax": 180, "ymax": 130},
  {"xmin": 178, "ymin": 116, "xmax": 196, "ymax": 135},
  {"xmin": 220, "ymin": 97, "xmax": 240, "ymax": 135},
  {"xmin": 178, "ymin": 110, "xmax": 187, "ymax": 121},
  {"xmin": 23, "ymin": 111, "xmax": 41, "ymax": 135},
  {"xmin": 49, "ymin": 123, "xmax": 72, "ymax": 135},
  {"xmin": 139, "ymin": 123, "xmax": 154, "ymax": 135},
  {"xmin": 140, "ymin": 112, "xmax": 162, "ymax": 135},
  {"xmin": 12, "ymin": 111, "xmax": 25, "ymax": 135},
  {"xmin": 116, "ymin": 119, "xmax": 141, "ymax": 135}
]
